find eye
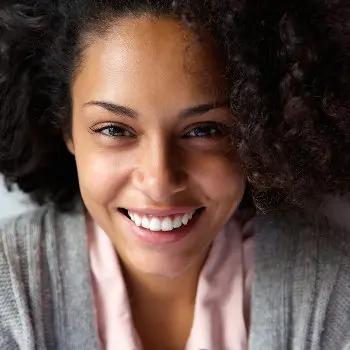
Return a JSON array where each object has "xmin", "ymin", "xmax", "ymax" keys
[
  {"xmin": 183, "ymin": 122, "xmax": 229, "ymax": 138},
  {"xmin": 90, "ymin": 123, "xmax": 135, "ymax": 138}
]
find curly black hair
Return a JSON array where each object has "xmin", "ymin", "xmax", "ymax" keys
[{"xmin": 0, "ymin": 0, "xmax": 350, "ymax": 212}]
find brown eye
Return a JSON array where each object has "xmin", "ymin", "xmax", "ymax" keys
[
  {"xmin": 184, "ymin": 123, "xmax": 229, "ymax": 138},
  {"xmin": 92, "ymin": 124, "xmax": 135, "ymax": 138}
]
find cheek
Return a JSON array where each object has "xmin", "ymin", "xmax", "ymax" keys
[
  {"xmin": 74, "ymin": 146, "xmax": 132, "ymax": 205},
  {"xmin": 191, "ymin": 153, "xmax": 246, "ymax": 203}
]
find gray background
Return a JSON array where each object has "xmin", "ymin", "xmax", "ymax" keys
[{"xmin": 0, "ymin": 175, "xmax": 37, "ymax": 220}]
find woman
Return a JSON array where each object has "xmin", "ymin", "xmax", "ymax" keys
[{"xmin": 0, "ymin": 0, "xmax": 350, "ymax": 349}]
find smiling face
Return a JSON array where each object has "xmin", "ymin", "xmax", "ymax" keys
[{"xmin": 68, "ymin": 15, "xmax": 246, "ymax": 277}]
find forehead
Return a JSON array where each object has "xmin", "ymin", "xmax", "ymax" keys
[{"xmin": 73, "ymin": 15, "xmax": 226, "ymax": 109}]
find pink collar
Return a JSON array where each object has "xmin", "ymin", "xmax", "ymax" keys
[{"xmin": 87, "ymin": 217, "xmax": 253, "ymax": 350}]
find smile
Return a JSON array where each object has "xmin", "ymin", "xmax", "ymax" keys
[{"xmin": 119, "ymin": 208, "xmax": 203, "ymax": 233}]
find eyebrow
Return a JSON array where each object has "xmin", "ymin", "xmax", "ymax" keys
[{"xmin": 83, "ymin": 100, "xmax": 230, "ymax": 119}]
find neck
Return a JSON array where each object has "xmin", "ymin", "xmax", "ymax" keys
[{"xmin": 121, "ymin": 255, "xmax": 207, "ymax": 307}]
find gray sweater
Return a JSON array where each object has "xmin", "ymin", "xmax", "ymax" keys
[{"xmin": 0, "ymin": 204, "xmax": 350, "ymax": 350}]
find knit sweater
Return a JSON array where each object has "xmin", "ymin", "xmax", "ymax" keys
[{"xmin": 0, "ymin": 203, "xmax": 350, "ymax": 350}]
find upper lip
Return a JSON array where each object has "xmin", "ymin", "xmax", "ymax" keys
[{"xmin": 122, "ymin": 207, "xmax": 202, "ymax": 216}]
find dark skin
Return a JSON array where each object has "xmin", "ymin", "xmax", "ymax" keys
[{"xmin": 68, "ymin": 15, "xmax": 246, "ymax": 349}]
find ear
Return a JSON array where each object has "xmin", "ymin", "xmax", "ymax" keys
[{"xmin": 65, "ymin": 136, "xmax": 75, "ymax": 155}]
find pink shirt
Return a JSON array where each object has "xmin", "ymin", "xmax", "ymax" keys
[{"xmin": 87, "ymin": 217, "xmax": 253, "ymax": 350}]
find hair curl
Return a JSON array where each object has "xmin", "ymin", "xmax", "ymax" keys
[{"xmin": 1, "ymin": 0, "xmax": 350, "ymax": 212}]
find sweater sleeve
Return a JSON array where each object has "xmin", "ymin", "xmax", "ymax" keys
[
  {"xmin": 0, "ymin": 209, "xmax": 56, "ymax": 350},
  {"xmin": 250, "ymin": 209, "xmax": 350, "ymax": 350},
  {"xmin": 317, "ymin": 221, "xmax": 350, "ymax": 349},
  {"xmin": 0, "ymin": 226, "xmax": 24, "ymax": 349}
]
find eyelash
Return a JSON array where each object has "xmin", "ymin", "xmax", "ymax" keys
[
  {"xmin": 183, "ymin": 122, "xmax": 229, "ymax": 139},
  {"xmin": 90, "ymin": 122, "xmax": 229, "ymax": 139},
  {"xmin": 90, "ymin": 123, "xmax": 135, "ymax": 138}
]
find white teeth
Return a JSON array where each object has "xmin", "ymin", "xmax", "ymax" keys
[
  {"xmin": 161, "ymin": 217, "xmax": 173, "ymax": 231},
  {"xmin": 149, "ymin": 218, "xmax": 162, "ymax": 231},
  {"xmin": 182, "ymin": 214, "xmax": 189, "ymax": 225},
  {"xmin": 173, "ymin": 217, "xmax": 182, "ymax": 229},
  {"xmin": 141, "ymin": 217, "xmax": 150, "ymax": 229},
  {"xmin": 134, "ymin": 214, "xmax": 141, "ymax": 227},
  {"xmin": 127, "ymin": 209, "xmax": 200, "ymax": 232}
]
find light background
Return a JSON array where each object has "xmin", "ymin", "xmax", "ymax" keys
[{"xmin": 0, "ymin": 175, "xmax": 37, "ymax": 220}]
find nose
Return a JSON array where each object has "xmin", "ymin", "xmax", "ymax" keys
[{"xmin": 132, "ymin": 138, "xmax": 187, "ymax": 202}]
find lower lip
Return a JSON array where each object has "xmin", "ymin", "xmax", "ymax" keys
[{"xmin": 122, "ymin": 212, "xmax": 202, "ymax": 245}]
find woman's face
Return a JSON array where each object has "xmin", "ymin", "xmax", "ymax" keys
[{"xmin": 69, "ymin": 15, "xmax": 246, "ymax": 277}]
